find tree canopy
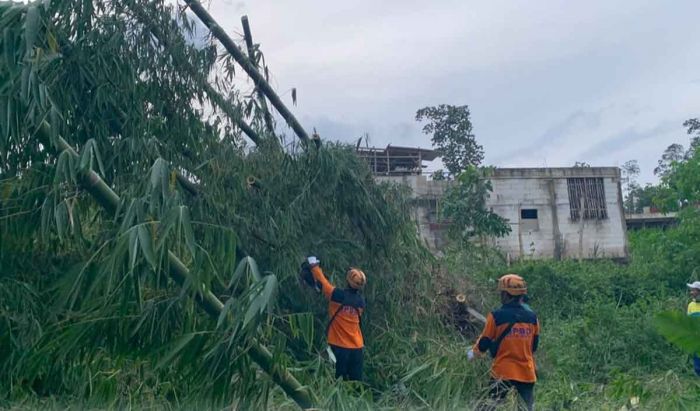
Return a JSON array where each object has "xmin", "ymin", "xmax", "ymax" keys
[{"xmin": 415, "ymin": 104, "xmax": 484, "ymax": 177}]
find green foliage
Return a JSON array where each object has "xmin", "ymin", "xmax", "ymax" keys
[
  {"xmin": 441, "ymin": 166, "xmax": 511, "ymax": 244},
  {"xmin": 627, "ymin": 183, "xmax": 664, "ymax": 213},
  {"xmin": 415, "ymin": 104, "xmax": 483, "ymax": 177},
  {"xmin": 655, "ymin": 148, "xmax": 700, "ymax": 211},
  {"xmin": 655, "ymin": 311, "xmax": 700, "ymax": 355}
]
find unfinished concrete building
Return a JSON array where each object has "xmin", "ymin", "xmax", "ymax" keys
[
  {"xmin": 358, "ymin": 146, "xmax": 628, "ymax": 260},
  {"xmin": 357, "ymin": 145, "xmax": 448, "ymax": 249},
  {"xmin": 486, "ymin": 167, "xmax": 628, "ymax": 260}
]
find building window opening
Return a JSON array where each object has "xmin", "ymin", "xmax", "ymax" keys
[
  {"xmin": 520, "ymin": 208, "xmax": 539, "ymax": 231},
  {"xmin": 567, "ymin": 177, "xmax": 608, "ymax": 220},
  {"xmin": 521, "ymin": 209, "xmax": 538, "ymax": 219}
]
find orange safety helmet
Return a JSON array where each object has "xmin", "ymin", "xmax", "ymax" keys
[
  {"xmin": 346, "ymin": 268, "xmax": 367, "ymax": 290},
  {"xmin": 498, "ymin": 274, "xmax": 527, "ymax": 296}
]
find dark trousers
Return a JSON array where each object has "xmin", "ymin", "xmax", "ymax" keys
[
  {"xmin": 330, "ymin": 345, "xmax": 363, "ymax": 381},
  {"xmin": 694, "ymin": 354, "xmax": 700, "ymax": 376},
  {"xmin": 479, "ymin": 379, "xmax": 535, "ymax": 411}
]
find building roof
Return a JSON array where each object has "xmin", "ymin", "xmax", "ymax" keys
[
  {"xmin": 356, "ymin": 145, "xmax": 438, "ymax": 161},
  {"xmin": 356, "ymin": 145, "xmax": 437, "ymax": 175},
  {"xmin": 490, "ymin": 167, "xmax": 620, "ymax": 179}
]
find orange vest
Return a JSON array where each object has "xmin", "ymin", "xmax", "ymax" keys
[
  {"xmin": 311, "ymin": 266, "xmax": 365, "ymax": 349},
  {"xmin": 473, "ymin": 302, "xmax": 540, "ymax": 383}
]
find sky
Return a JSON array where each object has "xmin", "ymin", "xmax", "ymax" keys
[{"xmin": 194, "ymin": 0, "xmax": 700, "ymax": 184}]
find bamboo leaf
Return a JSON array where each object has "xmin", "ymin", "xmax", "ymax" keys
[
  {"xmin": 137, "ymin": 224, "xmax": 156, "ymax": 269},
  {"xmin": 243, "ymin": 275, "xmax": 277, "ymax": 329},
  {"xmin": 120, "ymin": 200, "xmax": 136, "ymax": 234},
  {"xmin": 217, "ymin": 295, "xmax": 235, "ymax": 329},
  {"xmin": 128, "ymin": 227, "xmax": 139, "ymax": 271},
  {"xmin": 155, "ymin": 333, "xmax": 197, "ymax": 370},
  {"xmin": 228, "ymin": 256, "xmax": 261, "ymax": 288},
  {"xmin": 133, "ymin": 269, "xmax": 142, "ymax": 311},
  {"xmin": 179, "ymin": 205, "xmax": 196, "ymax": 258},
  {"xmin": 40, "ymin": 196, "xmax": 52, "ymax": 242},
  {"xmin": 654, "ymin": 311, "xmax": 700, "ymax": 354},
  {"xmin": 54, "ymin": 201, "xmax": 68, "ymax": 241},
  {"xmin": 149, "ymin": 158, "xmax": 168, "ymax": 203},
  {"xmin": 46, "ymin": 29, "xmax": 58, "ymax": 53},
  {"xmin": 400, "ymin": 362, "xmax": 431, "ymax": 383},
  {"xmin": 24, "ymin": 4, "xmax": 39, "ymax": 54}
]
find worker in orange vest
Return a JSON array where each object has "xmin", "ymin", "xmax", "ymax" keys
[
  {"xmin": 307, "ymin": 256, "xmax": 367, "ymax": 381},
  {"xmin": 469, "ymin": 274, "xmax": 540, "ymax": 411}
]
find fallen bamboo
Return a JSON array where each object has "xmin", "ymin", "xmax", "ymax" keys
[
  {"xmin": 466, "ymin": 307, "xmax": 487, "ymax": 325},
  {"xmin": 241, "ymin": 15, "xmax": 276, "ymax": 137},
  {"xmin": 183, "ymin": 0, "xmax": 311, "ymax": 143},
  {"xmin": 35, "ymin": 123, "xmax": 317, "ymax": 410},
  {"xmin": 127, "ymin": 4, "xmax": 262, "ymax": 146}
]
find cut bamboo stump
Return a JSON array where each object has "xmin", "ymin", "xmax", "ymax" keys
[{"xmin": 453, "ymin": 294, "xmax": 487, "ymax": 325}]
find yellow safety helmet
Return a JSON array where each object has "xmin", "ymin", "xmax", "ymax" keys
[
  {"xmin": 498, "ymin": 274, "xmax": 527, "ymax": 296},
  {"xmin": 346, "ymin": 268, "xmax": 367, "ymax": 290}
]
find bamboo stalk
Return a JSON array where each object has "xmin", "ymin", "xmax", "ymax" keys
[
  {"xmin": 127, "ymin": 5, "xmax": 261, "ymax": 146},
  {"xmin": 466, "ymin": 307, "xmax": 487, "ymax": 325},
  {"xmin": 35, "ymin": 123, "xmax": 317, "ymax": 410},
  {"xmin": 241, "ymin": 15, "xmax": 276, "ymax": 137},
  {"xmin": 183, "ymin": 0, "xmax": 311, "ymax": 143}
]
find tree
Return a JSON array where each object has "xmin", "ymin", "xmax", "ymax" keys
[
  {"xmin": 621, "ymin": 160, "xmax": 640, "ymax": 213},
  {"xmin": 683, "ymin": 118, "xmax": 700, "ymax": 159},
  {"xmin": 653, "ymin": 119, "xmax": 700, "ymax": 211},
  {"xmin": 573, "ymin": 161, "xmax": 591, "ymax": 168},
  {"xmin": 654, "ymin": 143, "xmax": 685, "ymax": 177},
  {"xmin": 415, "ymin": 104, "xmax": 483, "ymax": 177},
  {"xmin": 628, "ymin": 183, "xmax": 662, "ymax": 213},
  {"xmin": 431, "ymin": 169, "xmax": 447, "ymax": 180},
  {"xmin": 441, "ymin": 166, "xmax": 511, "ymax": 244}
]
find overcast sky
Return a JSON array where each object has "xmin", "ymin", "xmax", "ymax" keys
[{"xmin": 199, "ymin": 0, "xmax": 700, "ymax": 184}]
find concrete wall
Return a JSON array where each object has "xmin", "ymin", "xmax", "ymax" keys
[
  {"xmin": 376, "ymin": 175, "xmax": 448, "ymax": 250},
  {"xmin": 486, "ymin": 168, "xmax": 628, "ymax": 260}
]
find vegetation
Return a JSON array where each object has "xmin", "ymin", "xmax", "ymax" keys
[
  {"xmin": 441, "ymin": 166, "xmax": 511, "ymax": 245},
  {"xmin": 1, "ymin": 1, "xmax": 700, "ymax": 410},
  {"xmin": 415, "ymin": 104, "xmax": 483, "ymax": 179}
]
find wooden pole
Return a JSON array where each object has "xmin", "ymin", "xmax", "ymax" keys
[
  {"xmin": 35, "ymin": 123, "xmax": 317, "ymax": 410},
  {"xmin": 183, "ymin": 0, "xmax": 311, "ymax": 143},
  {"xmin": 241, "ymin": 15, "xmax": 276, "ymax": 137}
]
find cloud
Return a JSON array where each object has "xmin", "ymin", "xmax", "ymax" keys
[
  {"xmin": 491, "ymin": 108, "xmax": 605, "ymax": 164},
  {"xmin": 197, "ymin": 0, "xmax": 700, "ymax": 185},
  {"xmin": 577, "ymin": 122, "xmax": 678, "ymax": 160}
]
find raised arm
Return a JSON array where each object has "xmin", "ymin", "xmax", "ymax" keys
[{"xmin": 310, "ymin": 264, "xmax": 335, "ymax": 300}]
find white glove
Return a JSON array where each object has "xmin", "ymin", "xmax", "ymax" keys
[
  {"xmin": 307, "ymin": 256, "xmax": 320, "ymax": 266},
  {"xmin": 467, "ymin": 348, "xmax": 475, "ymax": 361}
]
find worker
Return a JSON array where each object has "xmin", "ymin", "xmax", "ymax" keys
[
  {"xmin": 687, "ymin": 281, "xmax": 700, "ymax": 376},
  {"xmin": 307, "ymin": 256, "xmax": 367, "ymax": 381},
  {"xmin": 468, "ymin": 274, "xmax": 540, "ymax": 411}
]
